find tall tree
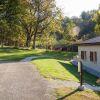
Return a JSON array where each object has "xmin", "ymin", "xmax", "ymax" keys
[
  {"xmin": 62, "ymin": 17, "xmax": 78, "ymax": 44},
  {"xmin": 93, "ymin": 6, "xmax": 100, "ymax": 36}
]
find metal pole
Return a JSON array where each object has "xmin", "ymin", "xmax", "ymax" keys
[
  {"xmin": 78, "ymin": 61, "xmax": 84, "ymax": 91},
  {"xmin": 80, "ymin": 61, "xmax": 83, "ymax": 86}
]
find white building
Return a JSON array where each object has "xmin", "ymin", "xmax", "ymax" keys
[{"xmin": 77, "ymin": 37, "xmax": 100, "ymax": 77}]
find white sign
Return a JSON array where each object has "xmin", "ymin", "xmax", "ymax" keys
[{"xmin": 78, "ymin": 61, "xmax": 81, "ymax": 72}]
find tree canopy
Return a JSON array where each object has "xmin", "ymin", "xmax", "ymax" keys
[{"xmin": 0, "ymin": 0, "xmax": 100, "ymax": 49}]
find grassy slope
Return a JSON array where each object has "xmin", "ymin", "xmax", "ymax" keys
[
  {"xmin": 56, "ymin": 87, "xmax": 100, "ymax": 100},
  {"xmin": 32, "ymin": 58, "xmax": 98, "ymax": 85},
  {"xmin": 32, "ymin": 59, "xmax": 79, "ymax": 81}
]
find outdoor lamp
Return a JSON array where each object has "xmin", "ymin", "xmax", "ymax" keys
[{"xmin": 77, "ymin": 57, "xmax": 84, "ymax": 91}]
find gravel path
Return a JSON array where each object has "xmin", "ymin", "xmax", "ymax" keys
[
  {"xmin": 49, "ymin": 80, "xmax": 100, "ymax": 92},
  {"xmin": 0, "ymin": 61, "xmax": 55, "ymax": 100},
  {"xmin": 21, "ymin": 56, "xmax": 50, "ymax": 62}
]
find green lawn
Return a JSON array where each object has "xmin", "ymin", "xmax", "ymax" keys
[
  {"xmin": 32, "ymin": 59, "xmax": 79, "ymax": 81},
  {"xmin": 0, "ymin": 48, "xmax": 44, "ymax": 61},
  {"xmin": 0, "ymin": 47, "xmax": 76, "ymax": 61},
  {"xmin": 32, "ymin": 57, "xmax": 98, "ymax": 85},
  {"xmin": 56, "ymin": 87, "xmax": 100, "ymax": 100}
]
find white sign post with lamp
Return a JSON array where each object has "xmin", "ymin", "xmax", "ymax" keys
[{"xmin": 77, "ymin": 57, "xmax": 84, "ymax": 91}]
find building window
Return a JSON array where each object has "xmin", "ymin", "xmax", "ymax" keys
[
  {"xmin": 90, "ymin": 52, "xmax": 93, "ymax": 61},
  {"xmin": 90, "ymin": 51, "xmax": 97, "ymax": 63},
  {"xmin": 81, "ymin": 51, "xmax": 86, "ymax": 60}
]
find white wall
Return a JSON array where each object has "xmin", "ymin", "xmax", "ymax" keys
[{"xmin": 78, "ymin": 45, "xmax": 100, "ymax": 77}]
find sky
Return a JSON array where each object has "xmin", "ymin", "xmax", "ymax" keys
[{"xmin": 55, "ymin": 0, "xmax": 100, "ymax": 17}]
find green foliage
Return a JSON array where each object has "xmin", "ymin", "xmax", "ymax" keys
[
  {"xmin": 93, "ymin": 7, "xmax": 100, "ymax": 36},
  {"xmin": 61, "ymin": 17, "xmax": 79, "ymax": 44},
  {"xmin": 0, "ymin": 0, "xmax": 62, "ymax": 48},
  {"xmin": 0, "ymin": 0, "xmax": 100, "ymax": 48}
]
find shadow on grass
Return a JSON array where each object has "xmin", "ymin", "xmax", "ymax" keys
[
  {"xmin": 57, "ymin": 89, "xmax": 79, "ymax": 100},
  {"xmin": 31, "ymin": 57, "xmax": 98, "ymax": 85},
  {"xmin": 58, "ymin": 61, "xmax": 98, "ymax": 85},
  {"xmin": 0, "ymin": 48, "xmax": 77, "ymax": 61},
  {"xmin": 40, "ymin": 51, "xmax": 77, "ymax": 61},
  {"xmin": 94, "ymin": 91, "xmax": 100, "ymax": 97},
  {"xmin": 0, "ymin": 53, "xmax": 38, "ymax": 61},
  {"xmin": 0, "ymin": 47, "xmax": 31, "ymax": 53},
  {"xmin": 58, "ymin": 61, "xmax": 79, "ymax": 81}
]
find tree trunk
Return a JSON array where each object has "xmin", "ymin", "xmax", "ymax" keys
[
  {"xmin": 1, "ymin": 41, "xmax": 4, "ymax": 48},
  {"xmin": 32, "ymin": 22, "xmax": 38, "ymax": 49},
  {"xmin": 1, "ymin": 36, "xmax": 4, "ymax": 48},
  {"xmin": 32, "ymin": 32, "xmax": 37, "ymax": 49},
  {"xmin": 14, "ymin": 41, "xmax": 18, "ymax": 48},
  {"xmin": 26, "ymin": 33, "xmax": 31, "ymax": 47}
]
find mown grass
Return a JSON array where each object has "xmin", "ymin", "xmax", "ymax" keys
[
  {"xmin": 32, "ymin": 58, "xmax": 98, "ymax": 85},
  {"xmin": 0, "ymin": 48, "xmax": 44, "ymax": 61},
  {"xmin": 0, "ymin": 47, "xmax": 76, "ymax": 61},
  {"xmin": 32, "ymin": 59, "xmax": 79, "ymax": 81},
  {"xmin": 56, "ymin": 87, "xmax": 100, "ymax": 100}
]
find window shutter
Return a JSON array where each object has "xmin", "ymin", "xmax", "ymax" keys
[
  {"xmin": 90, "ymin": 51, "xmax": 97, "ymax": 63},
  {"xmin": 81, "ymin": 51, "xmax": 84, "ymax": 60},
  {"xmin": 81, "ymin": 51, "xmax": 86, "ymax": 60},
  {"xmin": 85, "ymin": 51, "xmax": 87, "ymax": 60},
  {"xmin": 94, "ymin": 52, "xmax": 97, "ymax": 62},
  {"xmin": 90, "ymin": 52, "xmax": 93, "ymax": 61}
]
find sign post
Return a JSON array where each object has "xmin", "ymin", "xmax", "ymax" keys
[{"xmin": 78, "ymin": 61, "xmax": 84, "ymax": 91}]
